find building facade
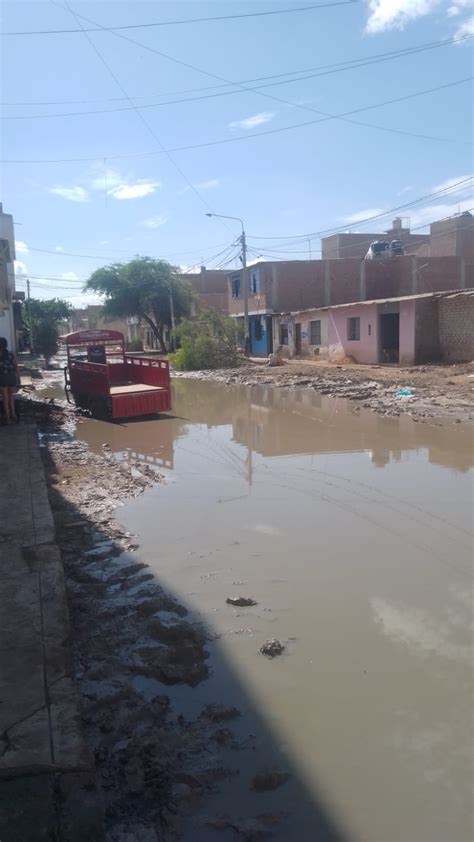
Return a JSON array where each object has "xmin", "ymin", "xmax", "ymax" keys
[
  {"xmin": 227, "ymin": 255, "xmax": 473, "ymax": 356},
  {"xmin": 276, "ymin": 289, "xmax": 474, "ymax": 366},
  {"xmin": 0, "ymin": 204, "xmax": 17, "ymax": 350}
]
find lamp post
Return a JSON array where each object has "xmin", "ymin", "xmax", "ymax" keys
[{"xmin": 205, "ymin": 213, "xmax": 249, "ymax": 355}]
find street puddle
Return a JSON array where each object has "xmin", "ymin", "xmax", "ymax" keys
[{"xmin": 72, "ymin": 378, "xmax": 473, "ymax": 841}]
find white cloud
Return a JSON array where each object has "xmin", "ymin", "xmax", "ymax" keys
[
  {"xmin": 366, "ymin": 0, "xmax": 440, "ymax": 33},
  {"xmin": 339, "ymin": 207, "xmax": 386, "ymax": 224},
  {"xmin": 397, "ymin": 185, "xmax": 413, "ymax": 196},
  {"xmin": 111, "ymin": 182, "xmax": 160, "ymax": 200},
  {"xmin": 228, "ymin": 111, "xmax": 276, "ymax": 130},
  {"xmin": 405, "ymin": 198, "xmax": 473, "ymax": 228},
  {"xmin": 61, "ymin": 271, "xmax": 79, "ymax": 281},
  {"xmin": 98, "ymin": 240, "xmax": 109, "ymax": 246},
  {"xmin": 454, "ymin": 13, "xmax": 474, "ymax": 37},
  {"xmin": 90, "ymin": 165, "xmax": 161, "ymax": 201},
  {"xmin": 14, "ymin": 260, "xmax": 28, "ymax": 276},
  {"xmin": 140, "ymin": 215, "xmax": 168, "ymax": 229},
  {"xmin": 55, "ymin": 245, "xmax": 63, "ymax": 252},
  {"xmin": 365, "ymin": 0, "xmax": 473, "ymax": 36},
  {"xmin": 15, "ymin": 240, "xmax": 29, "ymax": 254},
  {"xmin": 49, "ymin": 185, "xmax": 89, "ymax": 202}
]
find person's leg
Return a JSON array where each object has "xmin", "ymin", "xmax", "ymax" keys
[
  {"xmin": 8, "ymin": 389, "xmax": 17, "ymax": 422},
  {"xmin": 1, "ymin": 387, "xmax": 11, "ymax": 422}
]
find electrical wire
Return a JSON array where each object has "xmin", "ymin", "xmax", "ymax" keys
[
  {"xmin": 41, "ymin": 4, "xmax": 472, "ymax": 149},
  {"xmin": 56, "ymin": 1, "xmax": 233, "ymax": 234},
  {"xmin": 5, "ymin": 35, "xmax": 472, "ymax": 119},
  {"xmin": 3, "ymin": 2, "xmax": 358, "ymax": 36},
  {"xmin": 3, "ymin": 35, "xmax": 470, "ymax": 107},
  {"xmin": 4, "ymin": 74, "xmax": 471, "ymax": 166},
  {"xmin": 247, "ymin": 177, "xmax": 474, "ymax": 242}
]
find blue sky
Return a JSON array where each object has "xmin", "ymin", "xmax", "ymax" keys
[{"xmin": 2, "ymin": 0, "xmax": 473, "ymax": 304}]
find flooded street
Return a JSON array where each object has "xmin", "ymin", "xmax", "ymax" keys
[{"xmin": 60, "ymin": 378, "xmax": 472, "ymax": 840}]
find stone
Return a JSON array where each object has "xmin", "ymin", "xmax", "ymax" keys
[
  {"xmin": 226, "ymin": 596, "xmax": 257, "ymax": 607},
  {"xmin": 259, "ymin": 639, "xmax": 285, "ymax": 657},
  {"xmin": 251, "ymin": 768, "xmax": 290, "ymax": 792}
]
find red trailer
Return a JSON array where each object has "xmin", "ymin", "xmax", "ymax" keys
[{"xmin": 62, "ymin": 329, "xmax": 171, "ymax": 420}]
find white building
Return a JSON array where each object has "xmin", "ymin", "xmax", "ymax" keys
[{"xmin": 0, "ymin": 203, "xmax": 17, "ymax": 350}]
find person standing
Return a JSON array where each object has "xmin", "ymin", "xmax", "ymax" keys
[{"xmin": 0, "ymin": 337, "xmax": 19, "ymax": 424}]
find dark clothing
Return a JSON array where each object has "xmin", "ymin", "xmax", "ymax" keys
[{"xmin": 0, "ymin": 351, "xmax": 17, "ymax": 387}]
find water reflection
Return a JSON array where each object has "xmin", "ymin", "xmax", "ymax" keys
[
  {"xmin": 72, "ymin": 378, "xmax": 474, "ymax": 476},
  {"xmin": 70, "ymin": 377, "xmax": 472, "ymax": 841}
]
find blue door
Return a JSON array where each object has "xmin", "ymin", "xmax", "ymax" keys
[{"xmin": 250, "ymin": 315, "xmax": 269, "ymax": 355}]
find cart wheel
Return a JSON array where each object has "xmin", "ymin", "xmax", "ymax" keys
[{"xmin": 89, "ymin": 397, "xmax": 111, "ymax": 421}]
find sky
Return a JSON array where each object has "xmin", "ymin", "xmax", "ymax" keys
[{"xmin": 1, "ymin": 0, "xmax": 473, "ymax": 306}]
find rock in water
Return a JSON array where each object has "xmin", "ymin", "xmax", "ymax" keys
[
  {"xmin": 251, "ymin": 768, "xmax": 290, "ymax": 791},
  {"xmin": 226, "ymin": 596, "xmax": 257, "ymax": 607},
  {"xmin": 259, "ymin": 639, "xmax": 285, "ymax": 657}
]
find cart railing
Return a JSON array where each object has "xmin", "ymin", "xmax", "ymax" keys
[
  {"xmin": 125, "ymin": 355, "xmax": 170, "ymax": 388},
  {"xmin": 69, "ymin": 360, "xmax": 111, "ymax": 395}
]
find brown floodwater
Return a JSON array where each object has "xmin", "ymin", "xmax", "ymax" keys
[{"xmin": 69, "ymin": 378, "xmax": 472, "ymax": 841}]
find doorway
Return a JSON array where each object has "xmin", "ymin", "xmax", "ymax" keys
[
  {"xmin": 379, "ymin": 313, "xmax": 400, "ymax": 363},
  {"xmin": 295, "ymin": 323, "xmax": 302, "ymax": 356}
]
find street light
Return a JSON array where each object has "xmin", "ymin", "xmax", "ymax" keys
[{"xmin": 205, "ymin": 212, "xmax": 249, "ymax": 355}]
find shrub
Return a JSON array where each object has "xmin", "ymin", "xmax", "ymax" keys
[
  {"xmin": 170, "ymin": 311, "xmax": 241, "ymax": 371},
  {"xmin": 126, "ymin": 338, "xmax": 144, "ymax": 352}
]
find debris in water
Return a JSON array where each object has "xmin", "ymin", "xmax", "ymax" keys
[
  {"xmin": 199, "ymin": 703, "xmax": 241, "ymax": 723},
  {"xmin": 251, "ymin": 768, "xmax": 290, "ymax": 792},
  {"xmin": 226, "ymin": 596, "xmax": 257, "ymax": 607},
  {"xmin": 260, "ymin": 639, "xmax": 285, "ymax": 657}
]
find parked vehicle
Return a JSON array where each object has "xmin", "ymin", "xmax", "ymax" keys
[
  {"xmin": 390, "ymin": 239, "xmax": 405, "ymax": 256},
  {"xmin": 365, "ymin": 240, "xmax": 391, "ymax": 260},
  {"xmin": 62, "ymin": 329, "xmax": 171, "ymax": 420}
]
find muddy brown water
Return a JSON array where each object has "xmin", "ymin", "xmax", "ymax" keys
[{"xmin": 47, "ymin": 378, "xmax": 473, "ymax": 840}]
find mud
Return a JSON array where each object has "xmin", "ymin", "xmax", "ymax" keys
[
  {"xmin": 23, "ymin": 399, "xmax": 252, "ymax": 841},
  {"xmin": 173, "ymin": 359, "xmax": 474, "ymax": 424},
  {"xmin": 19, "ymin": 370, "xmax": 474, "ymax": 841}
]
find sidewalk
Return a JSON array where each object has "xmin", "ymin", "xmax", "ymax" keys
[{"xmin": 0, "ymin": 423, "xmax": 103, "ymax": 840}]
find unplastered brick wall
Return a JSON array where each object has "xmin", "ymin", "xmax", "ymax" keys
[{"xmin": 438, "ymin": 296, "xmax": 474, "ymax": 362}]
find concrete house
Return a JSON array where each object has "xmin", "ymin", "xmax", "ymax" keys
[
  {"xmin": 227, "ymin": 255, "xmax": 473, "ymax": 357},
  {"xmin": 277, "ymin": 289, "xmax": 474, "ymax": 366}
]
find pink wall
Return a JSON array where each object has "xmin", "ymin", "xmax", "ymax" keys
[
  {"xmin": 328, "ymin": 304, "xmax": 378, "ymax": 363},
  {"xmin": 399, "ymin": 300, "xmax": 415, "ymax": 365}
]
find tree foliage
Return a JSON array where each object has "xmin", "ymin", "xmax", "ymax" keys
[
  {"xmin": 26, "ymin": 298, "xmax": 72, "ymax": 365},
  {"xmin": 171, "ymin": 310, "xmax": 242, "ymax": 370},
  {"xmin": 85, "ymin": 257, "xmax": 193, "ymax": 352}
]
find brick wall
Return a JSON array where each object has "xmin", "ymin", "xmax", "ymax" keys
[
  {"xmin": 438, "ymin": 295, "xmax": 474, "ymax": 362},
  {"xmin": 414, "ymin": 298, "xmax": 440, "ymax": 363}
]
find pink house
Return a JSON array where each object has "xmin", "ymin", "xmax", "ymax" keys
[{"xmin": 277, "ymin": 289, "xmax": 474, "ymax": 366}]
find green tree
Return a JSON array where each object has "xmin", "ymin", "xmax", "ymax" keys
[
  {"xmin": 26, "ymin": 298, "xmax": 72, "ymax": 365},
  {"xmin": 171, "ymin": 309, "xmax": 242, "ymax": 371},
  {"xmin": 85, "ymin": 257, "xmax": 193, "ymax": 353}
]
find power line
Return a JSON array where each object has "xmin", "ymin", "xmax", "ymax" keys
[
  {"xmin": 5, "ymin": 35, "xmax": 472, "ymax": 119},
  {"xmin": 52, "ymin": 4, "xmax": 472, "ymax": 148},
  {"xmin": 3, "ymin": 35, "xmax": 470, "ymax": 108},
  {"xmin": 3, "ymin": 2, "xmax": 358, "ymax": 36},
  {"xmin": 25, "ymin": 240, "xmax": 234, "ymax": 261},
  {"xmin": 3, "ymin": 75, "xmax": 471, "ymax": 166},
  {"xmin": 247, "ymin": 177, "xmax": 474, "ymax": 242},
  {"xmin": 55, "ymin": 1, "xmax": 233, "ymax": 234}
]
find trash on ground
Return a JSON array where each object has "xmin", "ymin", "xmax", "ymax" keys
[{"xmin": 260, "ymin": 639, "xmax": 285, "ymax": 657}]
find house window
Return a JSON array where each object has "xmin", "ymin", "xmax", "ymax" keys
[
  {"xmin": 249, "ymin": 267, "xmax": 260, "ymax": 295},
  {"xmin": 347, "ymin": 317, "xmax": 360, "ymax": 341},
  {"xmin": 254, "ymin": 318, "xmax": 263, "ymax": 341},
  {"xmin": 231, "ymin": 273, "xmax": 240, "ymax": 298},
  {"xmin": 310, "ymin": 320, "xmax": 321, "ymax": 345},
  {"xmin": 280, "ymin": 323, "xmax": 289, "ymax": 345}
]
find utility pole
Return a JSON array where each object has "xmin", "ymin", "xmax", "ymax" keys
[
  {"xmin": 26, "ymin": 277, "xmax": 34, "ymax": 354},
  {"xmin": 308, "ymin": 239, "xmax": 312, "ymax": 260},
  {"xmin": 205, "ymin": 212, "xmax": 250, "ymax": 355},
  {"xmin": 168, "ymin": 282, "xmax": 176, "ymax": 352},
  {"xmin": 241, "ymin": 227, "xmax": 250, "ymax": 356}
]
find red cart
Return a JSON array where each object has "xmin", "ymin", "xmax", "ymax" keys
[{"xmin": 62, "ymin": 329, "xmax": 171, "ymax": 420}]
